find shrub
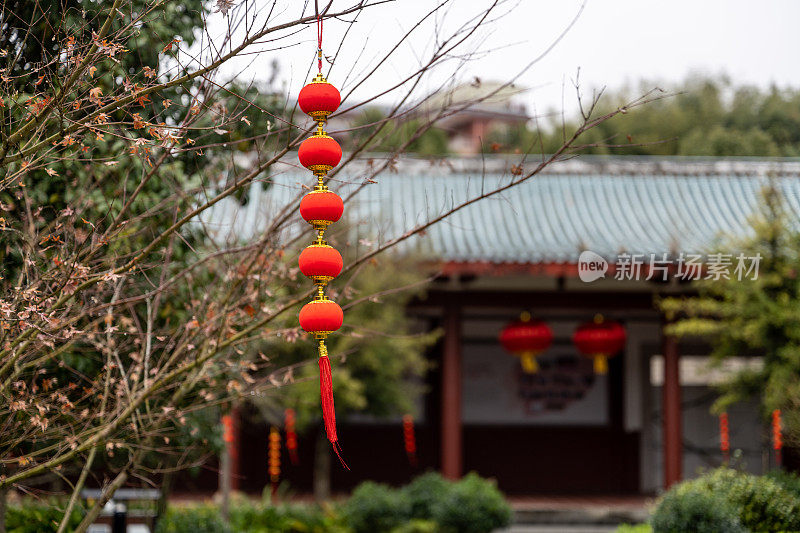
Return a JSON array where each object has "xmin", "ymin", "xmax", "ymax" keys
[
  {"xmin": 344, "ymin": 481, "xmax": 411, "ymax": 533},
  {"xmin": 766, "ymin": 469, "xmax": 800, "ymax": 499},
  {"xmin": 391, "ymin": 519, "xmax": 440, "ymax": 533},
  {"xmin": 685, "ymin": 468, "xmax": 800, "ymax": 532},
  {"xmin": 614, "ymin": 525, "xmax": 652, "ymax": 533},
  {"xmin": 154, "ymin": 505, "xmax": 230, "ymax": 533},
  {"xmin": 430, "ymin": 472, "xmax": 512, "ymax": 533},
  {"xmin": 5, "ymin": 502, "xmax": 83, "ymax": 533},
  {"xmin": 401, "ymin": 472, "xmax": 451, "ymax": 519},
  {"xmin": 650, "ymin": 485, "xmax": 746, "ymax": 533}
]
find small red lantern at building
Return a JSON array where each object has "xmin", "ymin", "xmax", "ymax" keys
[
  {"xmin": 572, "ymin": 315, "xmax": 626, "ymax": 375},
  {"xmin": 499, "ymin": 312, "xmax": 553, "ymax": 373}
]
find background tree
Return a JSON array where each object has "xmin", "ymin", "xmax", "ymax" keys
[
  {"xmin": 660, "ymin": 183, "xmax": 800, "ymax": 446},
  {"xmin": 484, "ymin": 76, "xmax": 800, "ymax": 156}
]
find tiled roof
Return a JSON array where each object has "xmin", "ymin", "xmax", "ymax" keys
[{"xmin": 203, "ymin": 156, "xmax": 800, "ymax": 264}]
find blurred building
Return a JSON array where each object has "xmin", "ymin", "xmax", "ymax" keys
[
  {"xmin": 417, "ymin": 81, "xmax": 529, "ymax": 154},
  {"xmin": 204, "ymin": 156, "xmax": 800, "ymax": 496}
]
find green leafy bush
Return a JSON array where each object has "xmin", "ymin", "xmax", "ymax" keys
[
  {"xmin": 401, "ymin": 472, "xmax": 451, "ymax": 519},
  {"xmin": 390, "ymin": 519, "xmax": 440, "ymax": 533},
  {"xmin": 614, "ymin": 525, "xmax": 651, "ymax": 533},
  {"xmin": 154, "ymin": 505, "xmax": 230, "ymax": 533},
  {"xmin": 344, "ymin": 481, "xmax": 411, "ymax": 533},
  {"xmin": 5, "ymin": 502, "xmax": 83, "ymax": 533},
  {"xmin": 430, "ymin": 473, "xmax": 512, "ymax": 533},
  {"xmin": 684, "ymin": 468, "xmax": 800, "ymax": 532},
  {"xmin": 766, "ymin": 469, "xmax": 800, "ymax": 499},
  {"xmin": 650, "ymin": 485, "xmax": 746, "ymax": 533},
  {"xmin": 229, "ymin": 502, "xmax": 348, "ymax": 533}
]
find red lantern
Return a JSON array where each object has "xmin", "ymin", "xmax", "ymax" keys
[
  {"xmin": 298, "ymin": 75, "xmax": 341, "ymax": 121},
  {"xmin": 499, "ymin": 312, "xmax": 553, "ymax": 373},
  {"xmin": 298, "ymin": 135, "xmax": 342, "ymax": 173},
  {"xmin": 299, "ymin": 190, "xmax": 343, "ymax": 228},
  {"xmin": 299, "ymin": 299, "xmax": 343, "ymax": 334},
  {"xmin": 299, "ymin": 244, "xmax": 343, "ymax": 283},
  {"xmin": 572, "ymin": 315, "xmax": 625, "ymax": 374}
]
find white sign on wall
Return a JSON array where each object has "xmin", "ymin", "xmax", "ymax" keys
[{"xmin": 462, "ymin": 343, "xmax": 608, "ymax": 425}]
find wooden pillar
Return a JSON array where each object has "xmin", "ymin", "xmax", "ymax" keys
[
  {"xmin": 441, "ymin": 302, "xmax": 462, "ymax": 479},
  {"xmin": 662, "ymin": 334, "xmax": 682, "ymax": 488}
]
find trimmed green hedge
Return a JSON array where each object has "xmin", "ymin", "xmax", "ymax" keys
[
  {"xmin": 344, "ymin": 472, "xmax": 511, "ymax": 533},
  {"xmin": 154, "ymin": 472, "xmax": 510, "ymax": 533}
]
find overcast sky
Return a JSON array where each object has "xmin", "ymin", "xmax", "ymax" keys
[{"xmin": 211, "ymin": 0, "xmax": 800, "ymax": 117}]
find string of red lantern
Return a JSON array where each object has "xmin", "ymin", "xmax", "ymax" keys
[
  {"xmin": 402, "ymin": 414, "xmax": 417, "ymax": 467},
  {"xmin": 772, "ymin": 409, "xmax": 782, "ymax": 467},
  {"xmin": 719, "ymin": 412, "xmax": 730, "ymax": 464},
  {"xmin": 285, "ymin": 408, "xmax": 299, "ymax": 465},
  {"xmin": 268, "ymin": 426, "xmax": 281, "ymax": 498},
  {"xmin": 296, "ymin": 10, "xmax": 347, "ymax": 468}
]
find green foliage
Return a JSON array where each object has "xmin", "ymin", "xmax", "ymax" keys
[
  {"xmin": 491, "ymin": 75, "xmax": 800, "ymax": 156},
  {"xmin": 401, "ymin": 471, "xmax": 451, "ymax": 519},
  {"xmin": 651, "ymin": 485, "xmax": 746, "ymax": 533},
  {"xmin": 4, "ymin": 502, "xmax": 83, "ymax": 533},
  {"xmin": 686, "ymin": 468, "xmax": 800, "ymax": 532},
  {"xmin": 348, "ymin": 108, "xmax": 449, "ymax": 155},
  {"xmin": 344, "ymin": 481, "xmax": 412, "ymax": 533},
  {"xmin": 344, "ymin": 472, "xmax": 511, "ymax": 533},
  {"xmin": 155, "ymin": 505, "xmax": 230, "ymax": 533},
  {"xmin": 228, "ymin": 502, "xmax": 348, "ymax": 533},
  {"xmin": 659, "ymin": 185, "xmax": 800, "ymax": 442},
  {"xmin": 390, "ymin": 519, "xmax": 440, "ymax": 533},
  {"xmin": 652, "ymin": 468, "xmax": 800, "ymax": 533},
  {"xmin": 429, "ymin": 473, "xmax": 512, "ymax": 533},
  {"xmin": 155, "ymin": 474, "xmax": 508, "ymax": 533},
  {"xmin": 766, "ymin": 469, "xmax": 800, "ymax": 498},
  {"xmin": 613, "ymin": 525, "xmax": 652, "ymax": 533},
  {"xmin": 614, "ymin": 524, "xmax": 653, "ymax": 533}
]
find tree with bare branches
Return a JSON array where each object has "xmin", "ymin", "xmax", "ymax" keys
[{"xmin": 0, "ymin": 0, "xmax": 656, "ymax": 529}]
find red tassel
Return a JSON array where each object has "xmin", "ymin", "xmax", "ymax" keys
[{"xmin": 319, "ymin": 345, "xmax": 348, "ymax": 469}]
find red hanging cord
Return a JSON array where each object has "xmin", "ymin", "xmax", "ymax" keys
[
  {"xmin": 772, "ymin": 409, "xmax": 783, "ymax": 467},
  {"xmin": 719, "ymin": 412, "xmax": 730, "ymax": 464},
  {"xmin": 315, "ymin": 1, "xmax": 323, "ymax": 72},
  {"xmin": 319, "ymin": 341, "xmax": 348, "ymax": 469}
]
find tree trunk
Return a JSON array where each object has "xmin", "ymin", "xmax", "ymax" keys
[
  {"xmin": 220, "ymin": 443, "xmax": 231, "ymax": 522},
  {"xmin": 0, "ymin": 485, "xmax": 7, "ymax": 533},
  {"xmin": 313, "ymin": 427, "xmax": 331, "ymax": 501},
  {"xmin": 154, "ymin": 471, "xmax": 173, "ymax": 531}
]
